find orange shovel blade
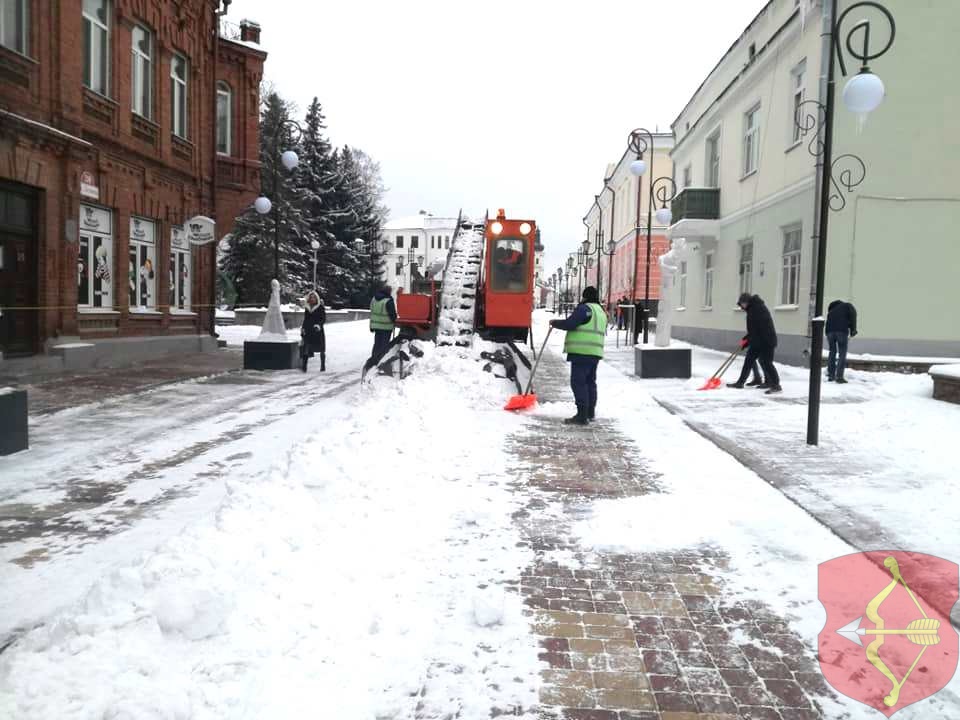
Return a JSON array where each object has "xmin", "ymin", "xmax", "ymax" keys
[
  {"xmin": 504, "ymin": 393, "xmax": 537, "ymax": 411},
  {"xmin": 697, "ymin": 377, "xmax": 722, "ymax": 391}
]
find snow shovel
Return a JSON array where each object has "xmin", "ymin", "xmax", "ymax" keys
[
  {"xmin": 697, "ymin": 346, "xmax": 742, "ymax": 391},
  {"xmin": 504, "ymin": 327, "xmax": 553, "ymax": 411}
]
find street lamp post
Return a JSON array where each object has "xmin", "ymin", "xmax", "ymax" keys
[
  {"xmin": 601, "ymin": 238, "xmax": 617, "ymax": 313},
  {"xmin": 804, "ymin": 0, "xmax": 895, "ymax": 446},
  {"xmin": 627, "ymin": 128, "xmax": 678, "ymax": 344},
  {"xmin": 254, "ymin": 119, "xmax": 304, "ymax": 284},
  {"xmin": 310, "ymin": 240, "xmax": 320, "ymax": 289}
]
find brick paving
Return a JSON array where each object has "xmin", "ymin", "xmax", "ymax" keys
[{"xmin": 507, "ymin": 347, "xmax": 833, "ymax": 720}]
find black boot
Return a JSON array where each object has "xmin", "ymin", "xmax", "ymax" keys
[
  {"xmin": 745, "ymin": 377, "xmax": 764, "ymax": 387},
  {"xmin": 564, "ymin": 404, "xmax": 588, "ymax": 426},
  {"xmin": 587, "ymin": 405, "xmax": 596, "ymax": 422},
  {"xmin": 727, "ymin": 382, "xmax": 745, "ymax": 389},
  {"xmin": 320, "ymin": 353, "xmax": 326, "ymax": 372}
]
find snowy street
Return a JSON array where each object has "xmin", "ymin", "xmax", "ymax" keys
[{"xmin": 1, "ymin": 314, "xmax": 959, "ymax": 719}]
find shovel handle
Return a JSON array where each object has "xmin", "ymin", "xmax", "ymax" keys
[{"xmin": 522, "ymin": 326, "xmax": 553, "ymax": 395}]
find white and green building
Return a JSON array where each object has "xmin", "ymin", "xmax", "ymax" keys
[{"xmin": 665, "ymin": 0, "xmax": 960, "ymax": 362}]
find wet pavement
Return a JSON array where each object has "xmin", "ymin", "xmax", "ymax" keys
[{"xmin": 508, "ymin": 348, "xmax": 831, "ymax": 719}]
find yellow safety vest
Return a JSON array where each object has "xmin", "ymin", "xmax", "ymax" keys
[
  {"xmin": 563, "ymin": 303, "xmax": 607, "ymax": 357},
  {"xmin": 369, "ymin": 297, "xmax": 395, "ymax": 331}
]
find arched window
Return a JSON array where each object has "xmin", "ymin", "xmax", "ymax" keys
[{"xmin": 216, "ymin": 81, "xmax": 232, "ymax": 155}]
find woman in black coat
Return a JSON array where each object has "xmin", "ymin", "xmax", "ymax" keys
[
  {"xmin": 300, "ymin": 291, "xmax": 326, "ymax": 372},
  {"xmin": 729, "ymin": 293, "xmax": 781, "ymax": 393}
]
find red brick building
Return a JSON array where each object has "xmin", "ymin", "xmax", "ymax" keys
[{"xmin": 0, "ymin": 0, "xmax": 265, "ymax": 366}]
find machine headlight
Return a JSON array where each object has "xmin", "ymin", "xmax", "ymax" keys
[
  {"xmin": 519, "ymin": 222, "xmax": 531, "ymax": 235},
  {"xmin": 491, "ymin": 222, "xmax": 503, "ymax": 235}
]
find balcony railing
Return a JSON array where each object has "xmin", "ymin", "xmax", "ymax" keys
[{"xmin": 671, "ymin": 187, "xmax": 720, "ymax": 222}]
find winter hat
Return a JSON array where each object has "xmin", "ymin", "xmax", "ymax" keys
[
  {"xmin": 582, "ymin": 286, "xmax": 599, "ymax": 303},
  {"xmin": 737, "ymin": 292, "xmax": 752, "ymax": 307}
]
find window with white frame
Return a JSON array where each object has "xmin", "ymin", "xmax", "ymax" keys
[
  {"xmin": 445, "ymin": 235, "xmax": 450, "ymax": 249},
  {"xmin": 128, "ymin": 217, "xmax": 157, "ymax": 309},
  {"xmin": 131, "ymin": 24, "xmax": 152, "ymax": 118},
  {"xmin": 703, "ymin": 252, "xmax": 715, "ymax": 308},
  {"xmin": 169, "ymin": 226, "xmax": 192, "ymax": 311},
  {"xmin": 78, "ymin": 205, "xmax": 113, "ymax": 308},
  {"xmin": 679, "ymin": 261, "xmax": 687, "ymax": 308},
  {"xmin": 82, "ymin": 0, "xmax": 110, "ymax": 95},
  {"xmin": 395, "ymin": 235, "xmax": 404, "ymax": 249},
  {"xmin": 216, "ymin": 81, "xmax": 232, "ymax": 154},
  {"xmin": 790, "ymin": 59, "xmax": 807, "ymax": 144},
  {"xmin": 410, "ymin": 235, "xmax": 419, "ymax": 249},
  {"xmin": 1, "ymin": 0, "xmax": 28, "ymax": 54},
  {"xmin": 743, "ymin": 104, "xmax": 760, "ymax": 176},
  {"xmin": 705, "ymin": 130, "xmax": 721, "ymax": 188},
  {"xmin": 682, "ymin": 164, "xmax": 692, "ymax": 190},
  {"xmin": 170, "ymin": 52, "xmax": 188, "ymax": 138},
  {"xmin": 738, "ymin": 239, "xmax": 753, "ymax": 295},
  {"xmin": 780, "ymin": 226, "xmax": 802, "ymax": 306}
]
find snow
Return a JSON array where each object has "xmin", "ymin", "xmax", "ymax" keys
[
  {"xmin": 0, "ymin": 387, "xmax": 19, "ymax": 396},
  {"xmin": 214, "ymin": 309, "xmax": 234, "ymax": 319},
  {"xmin": 50, "ymin": 343, "xmax": 95, "ymax": 349},
  {"xmin": 0, "ymin": 110, "xmax": 92, "ymax": 147},
  {"xmin": 929, "ymin": 363, "xmax": 960, "ymax": 379},
  {"xmin": 0, "ymin": 325, "xmax": 541, "ymax": 719},
  {"xmin": 823, "ymin": 351, "xmax": 960, "ymax": 365}
]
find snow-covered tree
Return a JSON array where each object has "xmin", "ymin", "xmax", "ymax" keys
[{"xmin": 220, "ymin": 92, "xmax": 311, "ymax": 304}]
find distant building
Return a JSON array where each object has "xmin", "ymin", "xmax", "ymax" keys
[
  {"xmin": 583, "ymin": 134, "xmax": 674, "ymax": 312},
  {"xmin": 380, "ymin": 211, "xmax": 457, "ymax": 292},
  {"xmin": 0, "ymin": 1, "xmax": 265, "ymax": 365}
]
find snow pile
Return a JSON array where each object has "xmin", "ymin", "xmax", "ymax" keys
[
  {"xmin": 438, "ymin": 225, "xmax": 484, "ymax": 346},
  {"xmin": 0, "ymin": 342, "xmax": 540, "ymax": 719}
]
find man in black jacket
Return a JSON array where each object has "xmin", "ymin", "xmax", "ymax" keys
[
  {"xmin": 826, "ymin": 299, "xmax": 858, "ymax": 383},
  {"xmin": 728, "ymin": 293, "xmax": 781, "ymax": 394}
]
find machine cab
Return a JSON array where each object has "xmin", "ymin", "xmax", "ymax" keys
[{"xmin": 482, "ymin": 210, "xmax": 536, "ymax": 337}]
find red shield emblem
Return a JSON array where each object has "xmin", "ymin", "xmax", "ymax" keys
[{"xmin": 819, "ymin": 551, "xmax": 959, "ymax": 715}]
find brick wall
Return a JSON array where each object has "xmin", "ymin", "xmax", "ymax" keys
[{"xmin": 0, "ymin": 0, "xmax": 265, "ymax": 351}]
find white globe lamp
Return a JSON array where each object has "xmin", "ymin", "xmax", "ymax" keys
[
  {"xmin": 842, "ymin": 71, "xmax": 885, "ymax": 114},
  {"xmin": 254, "ymin": 196, "xmax": 272, "ymax": 215},
  {"xmin": 281, "ymin": 150, "xmax": 299, "ymax": 170},
  {"xmin": 311, "ymin": 240, "xmax": 320, "ymax": 251},
  {"xmin": 629, "ymin": 159, "xmax": 647, "ymax": 177},
  {"xmin": 655, "ymin": 207, "xmax": 673, "ymax": 225}
]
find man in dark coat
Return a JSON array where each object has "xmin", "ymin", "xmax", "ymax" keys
[
  {"xmin": 826, "ymin": 299, "xmax": 858, "ymax": 383},
  {"xmin": 728, "ymin": 292, "xmax": 781, "ymax": 394},
  {"xmin": 300, "ymin": 291, "xmax": 326, "ymax": 372},
  {"xmin": 550, "ymin": 286, "xmax": 607, "ymax": 425}
]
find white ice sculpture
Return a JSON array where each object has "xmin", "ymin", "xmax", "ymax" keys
[
  {"xmin": 258, "ymin": 278, "xmax": 289, "ymax": 341},
  {"xmin": 655, "ymin": 238, "xmax": 686, "ymax": 348}
]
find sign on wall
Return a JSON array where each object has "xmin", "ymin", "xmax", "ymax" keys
[
  {"xmin": 80, "ymin": 171, "xmax": 99, "ymax": 200},
  {"xmin": 186, "ymin": 215, "xmax": 216, "ymax": 245}
]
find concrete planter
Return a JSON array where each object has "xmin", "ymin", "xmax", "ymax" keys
[
  {"xmin": 634, "ymin": 346, "xmax": 692, "ymax": 379},
  {"xmin": 0, "ymin": 388, "xmax": 28, "ymax": 455},
  {"xmin": 243, "ymin": 339, "xmax": 301, "ymax": 370},
  {"xmin": 930, "ymin": 365, "xmax": 960, "ymax": 405}
]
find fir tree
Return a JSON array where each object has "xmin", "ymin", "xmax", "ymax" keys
[{"xmin": 220, "ymin": 92, "xmax": 312, "ymax": 305}]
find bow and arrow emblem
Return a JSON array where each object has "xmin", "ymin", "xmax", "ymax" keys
[{"xmin": 836, "ymin": 556, "xmax": 941, "ymax": 708}]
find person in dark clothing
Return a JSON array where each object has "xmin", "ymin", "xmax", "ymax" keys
[
  {"xmin": 728, "ymin": 292, "xmax": 781, "ymax": 394},
  {"xmin": 826, "ymin": 299, "xmax": 858, "ymax": 383},
  {"xmin": 550, "ymin": 286, "xmax": 607, "ymax": 425},
  {"xmin": 616, "ymin": 296, "xmax": 628, "ymax": 330},
  {"xmin": 364, "ymin": 285, "xmax": 397, "ymax": 373},
  {"xmin": 300, "ymin": 291, "xmax": 326, "ymax": 372}
]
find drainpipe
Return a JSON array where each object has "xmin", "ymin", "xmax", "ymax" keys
[
  {"xmin": 603, "ymin": 180, "xmax": 617, "ymax": 309},
  {"xmin": 210, "ymin": 2, "xmax": 225, "ymax": 339}
]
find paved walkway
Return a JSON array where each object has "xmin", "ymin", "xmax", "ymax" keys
[
  {"xmin": 508, "ymin": 347, "xmax": 829, "ymax": 720},
  {"xmin": 0, "ymin": 348, "xmax": 243, "ymax": 415}
]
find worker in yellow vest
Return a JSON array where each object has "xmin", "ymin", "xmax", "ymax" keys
[
  {"xmin": 549, "ymin": 286, "xmax": 607, "ymax": 425},
  {"xmin": 364, "ymin": 285, "xmax": 397, "ymax": 373}
]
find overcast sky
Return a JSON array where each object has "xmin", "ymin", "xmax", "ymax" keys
[{"xmin": 225, "ymin": 0, "xmax": 769, "ymax": 273}]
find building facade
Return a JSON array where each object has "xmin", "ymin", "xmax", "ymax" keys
[
  {"xmin": 664, "ymin": 0, "xmax": 959, "ymax": 361},
  {"xmin": 0, "ymin": 0, "xmax": 265, "ymax": 365},
  {"xmin": 380, "ymin": 212, "xmax": 456, "ymax": 292},
  {"xmin": 583, "ymin": 134, "xmax": 674, "ymax": 314}
]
